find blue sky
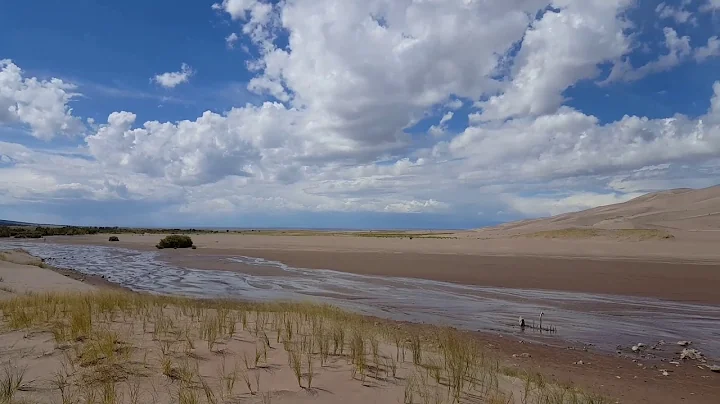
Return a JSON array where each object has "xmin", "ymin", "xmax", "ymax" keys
[{"xmin": 1, "ymin": 0, "xmax": 720, "ymax": 228}]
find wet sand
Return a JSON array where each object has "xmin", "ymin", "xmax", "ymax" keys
[
  {"xmin": 49, "ymin": 233, "xmax": 720, "ymax": 304},
  {"xmin": 188, "ymin": 248, "xmax": 720, "ymax": 304}
]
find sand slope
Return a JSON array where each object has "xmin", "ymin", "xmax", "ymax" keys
[{"xmin": 483, "ymin": 185, "xmax": 720, "ymax": 235}]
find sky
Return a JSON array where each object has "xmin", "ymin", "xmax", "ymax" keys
[{"xmin": 1, "ymin": 0, "xmax": 720, "ymax": 229}]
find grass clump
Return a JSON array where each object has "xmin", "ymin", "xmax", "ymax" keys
[
  {"xmin": 0, "ymin": 362, "xmax": 26, "ymax": 402},
  {"xmin": 156, "ymin": 235, "xmax": 194, "ymax": 249},
  {"xmin": 108, "ymin": 236, "xmax": 119, "ymax": 242}
]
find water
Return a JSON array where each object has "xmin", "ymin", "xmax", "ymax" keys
[{"xmin": 2, "ymin": 241, "xmax": 719, "ymax": 359}]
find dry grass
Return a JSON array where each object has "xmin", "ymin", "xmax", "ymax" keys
[
  {"xmin": 515, "ymin": 228, "xmax": 673, "ymax": 241},
  {"xmin": 0, "ymin": 291, "xmax": 609, "ymax": 403},
  {"xmin": 230, "ymin": 230, "xmax": 458, "ymax": 239}
]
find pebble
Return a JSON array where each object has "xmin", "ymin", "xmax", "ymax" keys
[
  {"xmin": 677, "ymin": 340, "xmax": 691, "ymax": 347},
  {"xmin": 661, "ymin": 370, "xmax": 669, "ymax": 376},
  {"xmin": 512, "ymin": 353, "xmax": 532, "ymax": 358},
  {"xmin": 709, "ymin": 365, "xmax": 720, "ymax": 373},
  {"xmin": 574, "ymin": 360, "xmax": 584, "ymax": 365}
]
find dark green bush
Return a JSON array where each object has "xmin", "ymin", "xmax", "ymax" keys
[
  {"xmin": 13, "ymin": 232, "xmax": 42, "ymax": 239},
  {"xmin": 156, "ymin": 235, "xmax": 193, "ymax": 249},
  {"xmin": 108, "ymin": 236, "xmax": 119, "ymax": 242}
]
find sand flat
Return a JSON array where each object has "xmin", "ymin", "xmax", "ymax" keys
[
  {"xmin": 0, "ymin": 249, "xmax": 96, "ymax": 296},
  {"xmin": 45, "ymin": 233, "xmax": 720, "ymax": 304}
]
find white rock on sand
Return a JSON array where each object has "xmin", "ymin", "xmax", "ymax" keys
[{"xmin": 680, "ymin": 348, "xmax": 704, "ymax": 361}]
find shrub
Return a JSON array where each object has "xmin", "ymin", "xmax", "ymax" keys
[
  {"xmin": 156, "ymin": 235, "xmax": 194, "ymax": 249},
  {"xmin": 108, "ymin": 236, "xmax": 119, "ymax": 242}
]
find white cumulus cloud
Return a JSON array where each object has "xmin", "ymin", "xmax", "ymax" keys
[
  {"xmin": 0, "ymin": 60, "xmax": 84, "ymax": 140},
  {"xmin": 477, "ymin": 0, "xmax": 633, "ymax": 121},
  {"xmin": 152, "ymin": 63, "xmax": 194, "ymax": 89}
]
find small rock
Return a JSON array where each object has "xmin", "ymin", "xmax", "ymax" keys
[
  {"xmin": 512, "ymin": 353, "xmax": 532, "ymax": 358},
  {"xmin": 637, "ymin": 343, "xmax": 646, "ymax": 348},
  {"xmin": 677, "ymin": 341, "xmax": 691, "ymax": 347},
  {"xmin": 669, "ymin": 361, "xmax": 680, "ymax": 365},
  {"xmin": 661, "ymin": 370, "xmax": 669, "ymax": 376},
  {"xmin": 574, "ymin": 360, "xmax": 584, "ymax": 365},
  {"xmin": 680, "ymin": 348, "xmax": 703, "ymax": 361},
  {"xmin": 632, "ymin": 345, "xmax": 640, "ymax": 352},
  {"xmin": 709, "ymin": 365, "xmax": 720, "ymax": 373}
]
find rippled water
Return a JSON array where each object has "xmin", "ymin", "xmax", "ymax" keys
[{"xmin": 2, "ymin": 241, "xmax": 719, "ymax": 358}]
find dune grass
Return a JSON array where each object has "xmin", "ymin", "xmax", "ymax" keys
[
  {"xmin": 0, "ymin": 291, "xmax": 610, "ymax": 403},
  {"xmin": 515, "ymin": 227, "xmax": 673, "ymax": 241}
]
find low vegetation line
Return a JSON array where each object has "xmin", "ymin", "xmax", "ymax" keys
[
  {"xmin": 514, "ymin": 227, "xmax": 674, "ymax": 241},
  {"xmin": 0, "ymin": 225, "xmax": 460, "ymax": 239}
]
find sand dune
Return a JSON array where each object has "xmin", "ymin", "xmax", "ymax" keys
[{"xmin": 479, "ymin": 185, "xmax": 720, "ymax": 236}]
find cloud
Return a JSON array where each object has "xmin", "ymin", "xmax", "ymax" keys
[
  {"xmin": 506, "ymin": 191, "xmax": 643, "ymax": 217},
  {"xmin": 695, "ymin": 36, "xmax": 720, "ymax": 62},
  {"xmin": 700, "ymin": 0, "xmax": 720, "ymax": 12},
  {"xmin": 212, "ymin": 0, "xmax": 259, "ymax": 20},
  {"xmin": 601, "ymin": 27, "xmax": 691, "ymax": 84},
  {"xmin": 476, "ymin": 0, "xmax": 633, "ymax": 121},
  {"xmin": 446, "ymin": 99, "xmax": 463, "ymax": 110},
  {"xmin": 225, "ymin": 32, "xmax": 240, "ymax": 48},
  {"xmin": 428, "ymin": 112, "xmax": 454, "ymax": 137},
  {"xmin": 85, "ymin": 109, "xmax": 264, "ymax": 186},
  {"xmin": 449, "ymin": 80, "xmax": 720, "ymax": 184},
  {"xmin": 228, "ymin": 0, "xmax": 554, "ymax": 150},
  {"xmin": 152, "ymin": 63, "xmax": 194, "ymax": 89},
  {"xmin": 0, "ymin": 60, "xmax": 84, "ymax": 140},
  {"xmin": 6, "ymin": 1, "xmax": 720, "ymax": 225},
  {"xmin": 655, "ymin": 2, "xmax": 695, "ymax": 25}
]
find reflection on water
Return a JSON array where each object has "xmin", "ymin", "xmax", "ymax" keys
[{"xmin": 2, "ymin": 241, "xmax": 719, "ymax": 358}]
